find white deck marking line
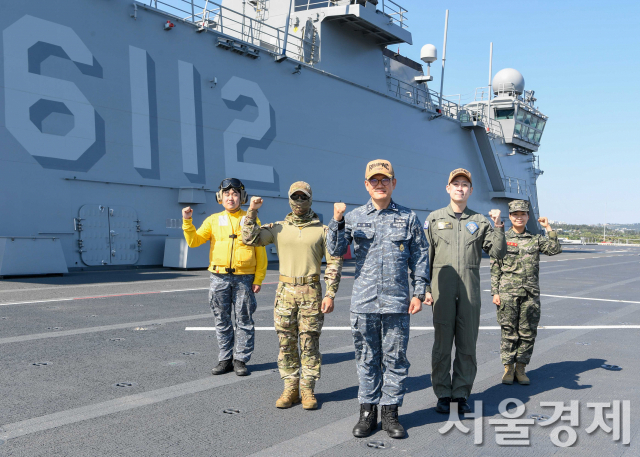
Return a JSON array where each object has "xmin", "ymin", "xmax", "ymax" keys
[
  {"xmin": 0, "ymin": 341, "xmax": 358, "ymax": 442},
  {"xmin": 187, "ymin": 325, "xmax": 640, "ymax": 331},
  {"xmin": 0, "ymin": 288, "xmax": 209, "ymax": 307},
  {"xmin": 481, "ymin": 290, "xmax": 640, "ymax": 304},
  {"xmin": 0, "ymin": 314, "xmax": 212, "ymax": 345},
  {"xmin": 0, "ymin": 296, "xmax": 352, "ymax": 345},
  {"xmin": 0, "ymin": 282, "xmax": 277, "ymax": 307},
  {"xmin": 0, "ymin": 272, "xmax": 284, "ymax": 294}
]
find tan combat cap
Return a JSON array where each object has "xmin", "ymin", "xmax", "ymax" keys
[
  {"xmin": 508, "ymin": 200, "xmax": 530, "ymax": 213},
  {"xmin": 448, "ymin": 168, "xmax": 472, "ymax": 185},
  {"xmin": 288, "ymin": 181, "xmax": 312, "ymax": 197},
  {"xmin": 365, "ymin": 159, "xmax": 394, "ymax": 180}
]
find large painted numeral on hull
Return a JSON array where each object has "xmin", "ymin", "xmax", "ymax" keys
[
  {"xmin": 222, "ymin": 77, "xmax": 275, "ymax": 183},
  {"xmin": 129, "ymin": 46, "xmax": 160, "ymax": 179},
  {"xmin": 178, "ymin": 61, "xmax": 205, "ymax": 183},
  {"xmin": 3, "ymin": 15, "xmax": 105, "ymax": 171}
]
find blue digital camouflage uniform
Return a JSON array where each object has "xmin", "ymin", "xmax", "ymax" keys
[{"xmin": 327, "ymin": 199, "xmax": 429, "ymax": 405}]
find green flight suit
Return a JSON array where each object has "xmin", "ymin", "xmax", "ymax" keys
[{"xmin": 424, "ymin": 205, "xmax": 506, "ymax": 399}]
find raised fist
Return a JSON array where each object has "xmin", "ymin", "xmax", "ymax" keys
[
  {"xmin": 488, "ymin": 209, "xmax": 502, "ymax": 226},
  {"xmin": 334, "ymin": 202, "xmax": 347, "ymax": 221},
  {"xmin": 538, "ymin": 217, "xmax": 550, "ymax": 229},
  {"xmin": 182, "ymin": 206, "xmax": 193, "ymax": 219},
  {"xmin": 249, "ymin": 196, "xmax": 263, "ymax": 211}
]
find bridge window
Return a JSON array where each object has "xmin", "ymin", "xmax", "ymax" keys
[
  {"xmin": 529, "ymin": 116, "xmax": 538, "ymax": 129},
  {"xmin": 534, "ymin": 131, "xmax": 542, "ymax": 142},
  {"xmin": 495, "ymin": 108, "xmax": 514, "ymax": 119},
  {"xmin": 516, "ymin": 109, "xmax": 525, "ymax": 122},
  {"xmin": 523, "ymin": 113, "xmax": 532, "ymax": 125},
  {"xmin": 537, "ymin": 119, "xmax": 546, "ymax": 131},
  {"xmin": 514, "ymin": 123, "xmax": 523, "ymax": 135},
  {"xmin": 527, "ymin": 128, "xmax": 536, "ymax": 141}
]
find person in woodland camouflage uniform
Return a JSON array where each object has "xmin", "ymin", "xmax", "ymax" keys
[
  {"xmin": 242, "ymin": 181, "xmax": 342, "ymax": 410},
  {"xmin": 490, "ymin": 199, "xmax": 562, "ymax": 385}
]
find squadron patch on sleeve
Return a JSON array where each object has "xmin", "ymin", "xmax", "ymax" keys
[
  {"xmin": 466, "ymin": 221, "xmax": 479, "ymax": 234},
  {"xmin": 424, "ymin": 220, "xmax": 429, "ymax": 229}
]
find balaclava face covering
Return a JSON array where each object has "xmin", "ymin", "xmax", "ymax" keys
[{"xmin": 287, "ymin": 181, "xmax": 314, "ymax": 225}]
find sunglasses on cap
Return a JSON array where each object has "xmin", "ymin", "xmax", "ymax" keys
[
  {"xmin": 290, "ymin": 193, "xmax": 310, "ymax": 201},
  {"xmin": 219, "ymin": 178, "xmax": 244, "ymax": 191}
]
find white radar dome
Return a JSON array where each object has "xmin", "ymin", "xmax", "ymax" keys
[
  {"xmin": 492, "ymin": 68, "xmax": 525, "ymax": 95},
  {"xmin": 420, "ymin": 44, "xmax": 437, "ymax": 64}
]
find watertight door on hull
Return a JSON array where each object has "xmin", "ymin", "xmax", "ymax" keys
[
  {"xmin": 78, "ymin": 205, "xmax": 140, "ymax": 266},
  {"xmin": 108, "ymin": 206, "xmax": 140, "ymax": 265},
  {"xmin": 78, "ymin": 205, "xmax": 111, "ymax": 266}
]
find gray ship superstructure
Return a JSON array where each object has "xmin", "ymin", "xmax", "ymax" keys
[{"xmin": 1, "ymin": 0, "xmax": 548, "ymax": 276}]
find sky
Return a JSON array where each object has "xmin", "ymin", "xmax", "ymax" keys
[{"xmin": 393, "ymin": 0, "xmax": 640, "ymax": 224}]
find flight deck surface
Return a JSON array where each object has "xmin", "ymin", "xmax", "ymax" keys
[{"xmin": 1, "ymin": 245, "xmax": 638, "ymax": 455}]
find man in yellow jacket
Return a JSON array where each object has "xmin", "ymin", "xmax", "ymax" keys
[{"xmin": 182, "ymin": 178, "xmax": 267, "ymax": 376}]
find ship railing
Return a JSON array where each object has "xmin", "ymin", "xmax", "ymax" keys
[
  {"xmin": 503, "ymin": 176, "xmax": 529, "ymax": 196},
  {"xmin": 386, "ymin": 76, "xmax": 468, "ymax": 119},
  {"xmin": 294, "ymin": 0, "xmax": 408, "ymax": 29},
  {"xmin": 144, "ymin": 0, "xmax": 308, "ymax": 63},
  {"xmin": 458, "ymin": 106, "xmax": 504, "ymax": 138},
  {"xmin": 381, "ymin": 0, "xmax": 409, "ymax": 29},
  {"xmin": 386, "ymin": 76, "xmax": 431, "ymax": 106},
  {"xmin": 473, "ymin": 86, "xmax": 491, "ymax": 102}
]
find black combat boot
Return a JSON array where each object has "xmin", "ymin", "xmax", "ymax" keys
[
  {"xmin": 211, "ymin": 359, "xmax": 233, "ymax": 375},
  {"xmin": 381, "ymin": 405, "xmax": 406, "ymax": 439},
  {"xmin": 233, "ymin": 359, "xmax": 248, "ymax": 376},
  {"xmin": 435, "ymin": 397, "xmax": 451, "ymax": 414},
  {"xmin": 352, "ymin": 404, "xmax": 378, "ymax": 438},
  {"xmin": 452, "ymin": 397, "xmax": 471, "ymax": 414}
]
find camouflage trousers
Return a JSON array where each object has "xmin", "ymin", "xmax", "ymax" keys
[
  {"xmin": 209, "ymin": 273, "xmax": 257, "ymax": 363},
  {"xmin": 496, "ymin": 291, "xmax": 541, "ymax": 365},
  {"xmin": 351, "ymin": 312, "xmax": 410, "ymax": 406},
  {"xmin": 274, "ymin": 281, "xmax": 324, "ymax": 390}
]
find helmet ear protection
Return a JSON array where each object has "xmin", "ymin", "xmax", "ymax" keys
[{"xmin": 216, "ymin": 178, "xmax": 248, "ymax": 205}]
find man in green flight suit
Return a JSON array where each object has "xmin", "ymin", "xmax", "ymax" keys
[
  {"xmin": 242, "ymin": 181, "xmax": 343, "ymax": 410},
  {"xmin": 491, "ymin": 199, "xmax": 562, "ymax": 385},
  {"xmin": 424, "ymin": 168, "xmax": 507, "ymax": 415}
]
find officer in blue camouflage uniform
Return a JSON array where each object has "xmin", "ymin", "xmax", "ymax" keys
[
  {"xmin": 491, "ymin": 199, "xmax": 562, "ymax": 385},
  {"xmin": 328, "ymin": 159, "xmax": 431, "ymax": 439}
]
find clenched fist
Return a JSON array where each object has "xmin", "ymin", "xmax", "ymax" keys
[
  {"xmin": 423, "ymin": 292, "xmax": 434, "ymax": 306},
  {"xmin": 321, "ymin": 297, "xmax": 334, "ymax": 314},
  {"xmin": 493, "ymin": 294, "xmax": 501, "ymax": 306},
  {"xmin": 249, "ymin": 196, "xmax": 263, "ymax": 211},
  {"xmin": 182, "ymin": 206, "xmax": 193, "ymax": 219},
  {"xmin": 538, "ymin": 217, "xmax": 551, "ymax": 229},
  {"xmin": 488, "ymin": 209, "xmax": 502, "ymax": 226},
  {"xmin": 334, "ymin": 202, "xmax": 347, "ymax": 221}
]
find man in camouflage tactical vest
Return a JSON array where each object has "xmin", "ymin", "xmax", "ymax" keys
[
  {"xmin": 242, "ymin": 181, "xmax": 343, "ymax": 410},
  {"xmin": 491, "ymin": 199, "xmax": 562, "ymax": 385}
]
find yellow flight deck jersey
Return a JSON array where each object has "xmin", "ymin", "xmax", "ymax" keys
[{"xmin": 182, "ymin": 209, "xmax": 267, "ymax": 285}]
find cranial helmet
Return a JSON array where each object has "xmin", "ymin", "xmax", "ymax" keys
[{"xmin": 216, "ymin": 178, "xmax": 247, "ymax": 204}]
